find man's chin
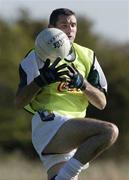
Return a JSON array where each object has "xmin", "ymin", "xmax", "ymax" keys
[{"xmin": 69, "ymin": 38, "xmax": 74, "ymax": 43}]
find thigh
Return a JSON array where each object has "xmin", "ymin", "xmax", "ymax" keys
[
  {"xmin": 47, "ymin": 162, "xmax": 66, "ymax": 180},
  {"xmin": 43, "ymin": 118, "xmax": 111, "ymax": 154}
]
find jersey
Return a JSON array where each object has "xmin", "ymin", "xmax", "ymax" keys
[{"xmin": 18, "ymin": 43, "xmax": 107, "ymax": 117}]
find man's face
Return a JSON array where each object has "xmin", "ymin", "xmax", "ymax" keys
[{"xmin": 54, "ymin": 15, "xmax": 77, "ymax": 43}]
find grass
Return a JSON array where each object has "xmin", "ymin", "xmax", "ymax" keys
[{"xmin": 0, "ymin": 152, "xmax": 129, "ymax": 180}]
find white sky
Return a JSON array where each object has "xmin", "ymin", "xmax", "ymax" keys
[{"xmin": 0, "ymin": 0, "xmax": 129, "ymax": 43}]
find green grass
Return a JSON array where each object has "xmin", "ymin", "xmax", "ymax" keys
[{"xmin": 0, "ymin": 152, "xmax": 129, "ymax": 180}]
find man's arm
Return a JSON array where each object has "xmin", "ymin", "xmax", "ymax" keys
[
  {"xmin": 67, "ymin": 57, "xmax": 107, "ymax": 110},
  {"xmin": 83, "ymin": 80, "xmax": 106, "ymax": 110},
  {"xmin": 15, "ymin": 81, "xmax": 41, "ymax": 109},
  {"xmin": 15, "ymin": 57, "xmax": 71, "ymax": 109}
]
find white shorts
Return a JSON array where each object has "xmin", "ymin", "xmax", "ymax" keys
[{"xmin": 32, "ymin": 111, "xmax": 77, "ymax": 170}]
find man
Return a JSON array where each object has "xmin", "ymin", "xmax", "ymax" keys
[{"xmin": 15, "ymin": 8, "xmax": 119, "ymax": 180}]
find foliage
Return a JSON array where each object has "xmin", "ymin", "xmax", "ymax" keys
[{"xmin": 0, "ymin": 11, "xmax": 129, "ymax": 158}]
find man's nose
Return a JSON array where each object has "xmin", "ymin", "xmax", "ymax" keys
[{"xmin": 66, "ymin": 26, "xmax": 72, "ymax": 34}]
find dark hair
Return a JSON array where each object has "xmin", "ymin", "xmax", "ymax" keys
[{"xmin": 49, "ymin": 8, "xmax": 75, "ymax": 26}]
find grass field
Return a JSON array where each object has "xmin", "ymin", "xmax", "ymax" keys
[{"xmin": 0, "ymin": 152, "xmax": 129, "ymax": 180}]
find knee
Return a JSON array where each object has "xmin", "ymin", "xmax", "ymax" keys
[{"xmin": 103, "ymin": 122, "xmax": 119, "ymax": 146}]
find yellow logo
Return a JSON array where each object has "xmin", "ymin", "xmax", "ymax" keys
[{"xmin": 57, "ymin": 82, "xmax": 80, "ymax": 93}]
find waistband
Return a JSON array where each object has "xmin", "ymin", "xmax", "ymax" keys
[{"xmin": 37, "ymin": 110, "xmax": 55, "ymax": 121}]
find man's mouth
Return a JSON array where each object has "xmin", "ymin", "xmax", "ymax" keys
[{"xmin": 68, "ymin": 36, "xmax": 72, "ymax": 39}]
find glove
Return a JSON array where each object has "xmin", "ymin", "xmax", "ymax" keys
[
  {"xmin": 67, "ymin": 63, "xmax": 86, "ymax": 90},
  {"xmin": 34, "ymin": 57, "xmax": 70, "ymax": 87}
]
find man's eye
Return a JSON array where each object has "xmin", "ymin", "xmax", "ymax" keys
[
  {"xmin": 72, "ymin": 23, "xmax": 76, "ymax": 27},
  {"xmin": 62, "ymin": 24, "xmax": 67, "ymax": 28}
]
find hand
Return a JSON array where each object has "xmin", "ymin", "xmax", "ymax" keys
[
  {"xmin": 67, "ymin": 63, "xmax": 86, "ymax": 90},
  {"xmin": 34, "ymin": 57, "xmax": 70, "ymax": 87}
]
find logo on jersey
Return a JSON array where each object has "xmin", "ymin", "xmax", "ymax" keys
[{"xmin": 57, "ymin": 82, "xmax": 80, "ymax": 93}]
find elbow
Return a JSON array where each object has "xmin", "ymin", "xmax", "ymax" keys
[
  {"xmin": 97, "ymin": 92, "xmax": 107, "ymax": 110},
  {"xmin": 99, "ymin": 104, "xmax": 106, "ymax": 110},
  {"xmin": 98, "ymin": 99, "xmax": 107, "ymax": 110},
  {"xmin": 14, "ymin": 97, "xmax": 24, "ymax": 110}
]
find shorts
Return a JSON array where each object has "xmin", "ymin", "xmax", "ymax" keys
[
  {"xmin": 40, "ymin": 149, "xmax": 77, "ymax": 171},
  {"xmin": 32, "ymin": 111, "xmax": 77, "ymax": 170}
]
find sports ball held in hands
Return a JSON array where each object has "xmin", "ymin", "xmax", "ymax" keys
[{"xmin": 35, "ymin": 28, "xmax": 71, "ymax": 63}]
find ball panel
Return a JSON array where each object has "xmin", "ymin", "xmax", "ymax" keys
[{"xmin": 35, "ymin": 28, "xmax": 71, "ymax": 63}]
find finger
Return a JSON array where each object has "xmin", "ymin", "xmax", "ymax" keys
[
  {"xmin": 57, "ymin": 70, "xmax": 73, "ymax": 77},
  {"xmin": 67, "ymin": 65, "xmax": 76, "ymax": 74},
  {"xmin": 58, "ymin": 77, "xmax": 67, "ymax": 82},
  {"xmin": 51, "ymin": 57, "xmax": 61, "ymax": 68},
  {"xmin": 71, "ymin": 63, "xmax": 78, "ymax": 72},
  {"xmin": 66, "ymin": 70, "xmax": 75, "ymax": 78},
  {"xmin": 44, "ymin": 59, "xmax": 51, "ymax": 69},
  {"xmin": 56, "ymin": 63, "xmax": 67, "ymax": 71}
]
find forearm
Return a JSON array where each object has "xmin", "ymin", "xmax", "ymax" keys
[
  {"xmin": 83, "ymin": 80, "xmax": 107, "ymax": 110},
  {"xmin": 15, "ymin": 81, "xmax": 41, "ymax": 109}
]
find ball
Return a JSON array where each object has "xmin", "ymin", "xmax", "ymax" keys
[{"xmin": 35, "ymin": 28, "xmax": 71, "ymax": 62}]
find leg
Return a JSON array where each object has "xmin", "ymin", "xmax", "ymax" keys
[
  {"xmin": 43, "ymin": 118, "xmax": 119, "ymax": 179},
  {"xmin": 43, "ymin": 118, "xmax": 118, "ymax": 155},
  {"xmin": 48, "ymin": 162, "xmax": 65, "ymax": 180}
]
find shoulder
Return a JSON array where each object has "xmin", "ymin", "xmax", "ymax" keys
[
  {"xmin": 20, "ymin": 50, "xmax": 43, "ymax": 72},
  {"xmin": 88, "ymin": 56, "xmax": 108, "ymax": 92},
  {"xmin": 19, "ymin": 50, "xmax": 43, "ymax": 85},
  {"xmin": 73, "ymin": 43, "xmax": 94, "ymax": 63},
  {"xmin": 20, "ymin": 50, "xmax": 36, "ymax": 68},
  {"xmin": 73, "ymin": 43, "xmax": 94, "ymax": 56},
  {"xmin": 73, "ymin": 43, "xmax": 95, "ymax": 67}
]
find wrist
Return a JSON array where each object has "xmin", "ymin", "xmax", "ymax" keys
[
  {"xmin": 34, "ymin": 75, "xmax": 47, "ymax": 88},
  {"xmin": 80, "ymin": 79, "xmax": 87, "ymax": 91}
]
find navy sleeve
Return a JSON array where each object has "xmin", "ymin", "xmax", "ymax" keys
[
  {"xmin": 87, "ymin": 54, "xmax": 108, "ymax": 93},
  {"xmin": 18, "ymin": 65, "xmax": 27, "ymax": 89}
]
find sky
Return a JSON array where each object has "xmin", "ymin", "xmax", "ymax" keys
[{"xmin": 0, "ymin": 0, "xmax": 129, "ymax": 43}]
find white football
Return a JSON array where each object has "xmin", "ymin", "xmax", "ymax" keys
[{"xmin": 35, "ymin": 28, "xmax": 71, "ymax": 62}]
